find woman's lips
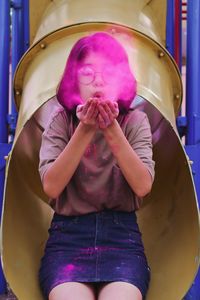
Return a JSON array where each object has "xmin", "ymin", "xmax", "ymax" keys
[{"xmin": 93, "ymin": 91, "xmax": 104, "ymax": 98}]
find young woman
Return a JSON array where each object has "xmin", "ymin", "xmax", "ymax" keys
[{"xmin": 39, "ymin": 32, "xmax": 155, "ymax": 300}]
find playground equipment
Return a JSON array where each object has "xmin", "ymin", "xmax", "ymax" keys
[{"xmin": 0, "ymin": 0, "xmax": 199, "ymax": 299}]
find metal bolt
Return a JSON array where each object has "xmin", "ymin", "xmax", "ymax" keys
[
  {"xmin": 186, "ymin": 155, "xmax": 193, "ymax": 165},
  {"xmin": 175, "ymin": 94, "xmax": 180, "ymax": 99},
  {"xmin": 40, "ymin": 43, "xmax": 46, "ymax": 49},
  {"xmin": 15, "ymin": 90, "xmax": 21, "ymax": 96},
  {"xmin": 4, "ymin": 156, "xmax": 8, "ymax": 161},
  {"xmin": 158, "ymin": 51, "xmax": 165, "ymax": 58}
]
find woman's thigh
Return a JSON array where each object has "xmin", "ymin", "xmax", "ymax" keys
[
  {"xmin": 97, "ymin": 281, "xmax": 143, "ymax": 300},
  {"xmin": 49, "ymin": 282, "xmax": 97, "ymax": 300}
]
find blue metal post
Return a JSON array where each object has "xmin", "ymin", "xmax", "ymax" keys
[
  {"xmin": 179, "ymin": 0, "xmax": 182, "ymax": 71},
  {"xmin": 0, "ymin": 0, "xmax": 10, "ymax": 294},
  {"xmin": 185, "ymin": 0, "xmax": 200, "ymax": 146},
  {"xmin": 22, "ymin": 0, "xmax": 30, "ymax": 51},
  {"xmin": 11, "ymin": 0, "xmax": 24, "ymax": 81},
  {"xmin": 0, "ymin": 0, "xmax": 9, "ymax": 144},
  {"xmin": 166, "ymin": 0, "xmax": 182, "ymax": 70},
  {"xmin": 9, "ymin": 0, "xmax": 29, "ymax": 138},
  {"xmin": 175, "ymin": 0, "xmax": 182, "ymax": 70},
  {"xmin": 166, "ymin": 0, "xmax": 175, "ymax": 56},
  {"xmin": 9, "ymin": 0, "xmax": 25, "ymax": 136},
  {"xmin": 184, "ymin": 0, "xmax": 200, "ymax": 299}
]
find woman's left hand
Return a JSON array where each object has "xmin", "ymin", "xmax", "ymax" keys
[
  {"xmin": 98, "ymin": 100, "xmax": 119, "ymax": 129},
  {"xmin": 76, "ymin": 98, "xmax": 99, "ymax": 127}
]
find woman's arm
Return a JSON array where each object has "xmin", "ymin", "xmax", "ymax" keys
[
  {"xmin": 42, "ymin": 100, "xmax": 98, "ymax": 199},
  {"xmin": 103, "ymin": 119, "xmax": 152, "ymax": 198},
  {"xmin": 98, "ymin": 101, "xmax": 153, "ymax": 198}
]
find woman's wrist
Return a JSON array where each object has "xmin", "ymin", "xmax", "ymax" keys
[
  {"xmin": 101, "ymin": 119, "xmax": 119, "ymax": 135},
  {"xmin": 79, "ymin": 121, "xmax": 97, "ymax": 134}
]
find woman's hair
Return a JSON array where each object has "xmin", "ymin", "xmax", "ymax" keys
[{"xmin": 57, "ymin": 32, "xmax": 137, "ymax": 112}]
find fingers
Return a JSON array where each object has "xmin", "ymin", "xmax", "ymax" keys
[
  {"xmin": 82, "ymin": 100, "xmax": 91, "ymax": 115},
  {"xmin": 98, "ymin": 113, "xmax": 107, "ymax": 129},
  {"xmin": 105, "ymin": 100, "xmax": 119, "ymax": 118},
  {"xmin": 91, "ymin": 107, "xmax": 99, "ymax": 120},
  {"xmin": 86, "ymin": 99, "xmax": 98, "ymax": 119},
  {"xmin": 98, "ymin": 103, "xmax": 111, "ymax": 129},
  {"xmin": 102, "ymin": 102, "xmax": 113, "ymax": 120},
  {"xmin": 78, "ymin": 98, "xmax": 99, "ymax": 126},
  {"xmin": 97, "ymin": 100, "xmax": 119, "ymax": 129},
  {"xmin": 112, "ymin": 103, "xmax": 119, "ymax": 118},
  {"xmin": 76, "ymin": 104, "xmax": 84, "ymax": 120},
  {"xmin": 78, "ymin": 98, "xmax": 118, "ymax": 128},
  {"xmin": 76, "ymin": 104, "xmax": 84, "ymax": 113}
]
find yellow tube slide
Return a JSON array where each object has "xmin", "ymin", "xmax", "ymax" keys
[{"xmin": 1, "ymin": 1, "xmax": 199, "ymax": 299}]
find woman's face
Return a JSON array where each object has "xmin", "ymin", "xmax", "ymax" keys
[{"xmin": 77, "ymin": 52, "xmax": 121, "ymax": 102}]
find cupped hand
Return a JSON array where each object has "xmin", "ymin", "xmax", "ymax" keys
[
  {"xmin": 98, "ymin": 100, "xmax": 119, "ymax": 129},
  {"xmin": 76, "ymin": 98, "xmax": 99, "ymax": 127}
]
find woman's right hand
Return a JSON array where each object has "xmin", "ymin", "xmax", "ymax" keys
[
  {"xmin": 98, "ymin": 100, "xmax": 119, "ymax": 129},
  {"xmin": 76, "ymin": 98, "xmax": 99, "ymax": 127}
]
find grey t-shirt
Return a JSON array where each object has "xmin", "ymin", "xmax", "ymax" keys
[{"xmin": 39, "ymin": 107, "xmax": 155, "ymax": 216}]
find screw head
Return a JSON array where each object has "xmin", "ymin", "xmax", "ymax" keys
[
  {"xmin": 40, "ymin": 43, "xmax": 46, "ymax": 49},
  {"xmin": 158, "ymin": 51, "xmax": 165, "ymax": 58},
  {"xmin": 15, "ymin": 90, "xmax": 21, "ymax": 96}
]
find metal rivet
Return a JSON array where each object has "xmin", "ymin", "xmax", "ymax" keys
[
  {"xmin": 186, "ymin": 155, "xmax": 193, "ymax": 165},
  {"xmin": 158, "ymin": 51, "xmax": 165, "ymax": 58},
  {"xmin": 15, "ymin": 90, "xmax": 21, "ymax": 96},
  {"xmin": 175, "ymin": 94, "xmax": 180, "ymax": 99},
  {"xmin": 4, "ymin": 156, "xmax": 8, "ymax": 160},
  {"xmin": 40, "ymin": 43, "xmax": 46, "ymax": 49}
]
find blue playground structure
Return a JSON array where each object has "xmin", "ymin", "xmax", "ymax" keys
[{"xmin": 0, "ymin": 0, "xmax": 199, "ymax": 299}]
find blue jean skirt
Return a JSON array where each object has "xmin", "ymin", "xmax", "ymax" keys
[{"xmin": 39, "ymin": 210, "xmax": 150, "ymax": 299}]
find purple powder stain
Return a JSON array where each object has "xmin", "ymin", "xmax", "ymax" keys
[
  {"xmin": 84, "ymin": 144, "xmax": 97, "ymax": 159},
  {"xmin": 65, "ymin": 264, "xmax": 75, "ymax": 272},
  {"xmin": 84, "ymin": 145, "xmax": 92, "ymax": 157},
  {"xmin": 61, "ymin": 263, "xmax": 82, "ymax": 277}
]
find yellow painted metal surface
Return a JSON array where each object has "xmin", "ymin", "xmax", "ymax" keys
[
  {"xmin": 1, "ymin": 1, "xmax": 200, "ymax": 300},
  {"xmin": 29, "ymin": 0, "xmax": 51, "ymax": 44},
  {"xmin": 30, "ymin": 0, "xmax": 167, "ymax": 45}
]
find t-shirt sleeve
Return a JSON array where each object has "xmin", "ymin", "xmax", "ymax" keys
[
  {"xmin": 39, "ymin": 108, "xmax": 70, "ymax": 183},
  {"xmin": 126, "ymin": 111, "xmax": 155, "ymax": 182}
]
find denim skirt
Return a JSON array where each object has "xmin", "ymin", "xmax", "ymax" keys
[{"xmin": 39, "ymin": 210, "xmax": 150, "ymax": 299}]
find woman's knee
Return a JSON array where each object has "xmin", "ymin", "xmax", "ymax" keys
[
  {"xmin": 97, "ymin": 281, "xmax": 143, "ymax": 300},
  {"xmin": 49, "ymin": 282, "xmax": 96, "ymax": 300}
]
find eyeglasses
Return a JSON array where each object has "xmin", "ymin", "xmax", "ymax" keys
[{"xmin": 77, "ymin": 65, "xmax": 115, "ymax": 85}]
